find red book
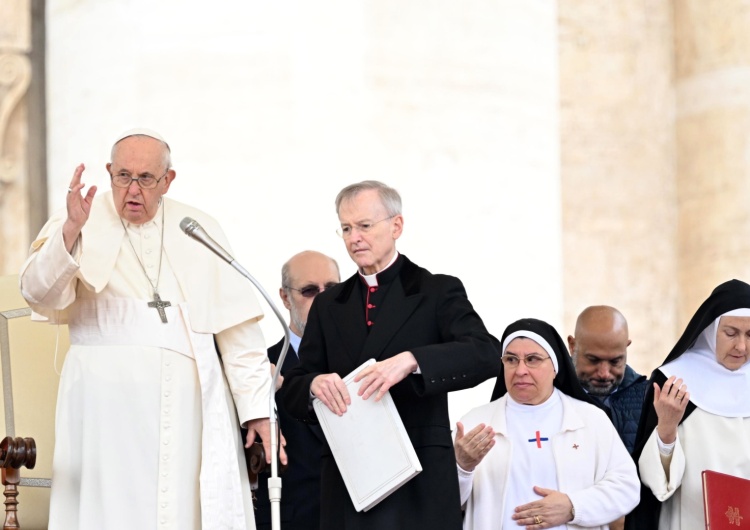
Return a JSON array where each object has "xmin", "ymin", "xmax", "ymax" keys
[{"xmin": 702, "ymin": 470, "xmax": 750, "ymax": 529}]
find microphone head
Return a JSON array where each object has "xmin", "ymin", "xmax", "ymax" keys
[{"xmin": 180, "ymin": 217, "xmax": 200, "ymax": 236}]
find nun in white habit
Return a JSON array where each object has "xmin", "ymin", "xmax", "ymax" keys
[
  {"xmin": 628, "ymin": 279, "xmax": 750, "ymax": 530},
  {"xmin": 456, "ymin": 318, "xmax": 639, "ymax": 529}
]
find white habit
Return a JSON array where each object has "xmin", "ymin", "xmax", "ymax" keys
[
  {"xmin": 639, "ymin": 409, "xmax": 750, "ymax": 530},
  {"xmin": 20, "ymin": 192, "xmax": 271, "ymax": 530},
  {"xmin": 638, "ymin": 314, "xmax": 750, "ymax": 530}
]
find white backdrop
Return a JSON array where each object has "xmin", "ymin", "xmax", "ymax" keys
[{"xmin": 46, "ymin": 0, "xmax": 561, "ymax": 423}]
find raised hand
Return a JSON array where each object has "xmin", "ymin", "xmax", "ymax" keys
[
  {"xmin": 454, "ymin": 421, "xmax": 495, "ymax": 471},
  {"xmin": 63, "ymin": 164, "xmax": 98, "ymax": 252},
  {"xmin": 654, "ymin": 375, "xmax": 690, "ymax": 444}
]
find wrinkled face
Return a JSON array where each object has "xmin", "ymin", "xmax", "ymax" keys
[
  {"xmin": 715, "ymin": 316, "xmax": 750, "ymax": 371},
  {"xmin": 280, "ymin": 253, "xmax": 340, "ymax": 336},
  {"xmin": 504, "ymin": 338, "xmax": 556, "ymax": 405},
  {"xmin": 107, "ymin": 136, "xmax": 174, "ymax": 225},
  {"xmin": 570, "ymin": 331, "xmax": 628, "ymax": 397},
  {"xmin": 337, "ymin": 189, "xmax": 403, "ymax": 275}
]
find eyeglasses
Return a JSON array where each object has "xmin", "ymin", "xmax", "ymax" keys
[
  {"xmin": 336, "ymin": 216, "xmax": 394, "ymax": 239},
  {"xmin": 501, "ymin": 354, "xmax": 551, "ymax": 369},
  {"xmin": 284, "ymin": 282, "xmax": 338, "ymax": 298},
  {"xmin": 111, "ymin": 169, "xmax": 169, "ymax": 190}
]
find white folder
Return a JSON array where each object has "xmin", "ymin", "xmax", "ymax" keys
[{"xmin": 312, "ymin": 358, "xmax": 422, "ymax": 512}]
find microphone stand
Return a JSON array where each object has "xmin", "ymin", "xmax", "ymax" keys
[{"xmin": 181, "ymin": 218, "xmax": 289, "ymax": 530}]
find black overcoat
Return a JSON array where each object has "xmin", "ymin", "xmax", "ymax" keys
[{"xmin": 283, "ymin": 255, "xmax": 501, "ymax": 530}]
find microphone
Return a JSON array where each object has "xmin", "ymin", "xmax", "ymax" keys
[
  {"xmin": 180, "ymin": 217, "xmax": 235, "ymax": 264},
  {"xmin": 180, "ymin": 215, "xmax": 291, "ymax": 530}
]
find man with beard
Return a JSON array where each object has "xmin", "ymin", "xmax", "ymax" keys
[
  {"xmin": 253, "ymin": 250, "xmax": 340, "ymax": 530},
  {"xmin": 567, "ymin": 306, "xmax": 647, "ymax": 530},
  {"xmin": 566, "ymin": 305, "xmax": 648, "ymax": 454}
]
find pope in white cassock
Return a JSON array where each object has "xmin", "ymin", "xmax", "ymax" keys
[{"xmin": 19, "ymin": 129, "xmax": 281, "ymax": 530}]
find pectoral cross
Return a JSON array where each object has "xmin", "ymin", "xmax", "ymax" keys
[{"xmin": 148, "ymin": 292, "xmax": 171, "ymax": 323}]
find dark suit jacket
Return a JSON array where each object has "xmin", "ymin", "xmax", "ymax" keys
[
  {"xmin": 283, "ymin": 254, "xmax": 501, "ymax": 530},
  {"xmin": 254, "ymin": 338, "xmax": 324, "ymax": 530}
]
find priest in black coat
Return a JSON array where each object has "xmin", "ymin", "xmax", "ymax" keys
[{"xmin": 283, "ymin": 181, "xmax": 502, "ymax": 530}]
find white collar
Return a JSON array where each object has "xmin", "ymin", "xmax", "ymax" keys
[
  {"xmin": 359, "ymin": 251, "xmax": 399, "ymax": 287},
  {"xmin": 661, "ymin": 308, "xmax": 750, "ymax": 417}
]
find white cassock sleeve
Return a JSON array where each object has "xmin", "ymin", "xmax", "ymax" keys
[
  {"xmin": 19, "ymin": 223, "xmax": 81, "ymax": 314},
  {"xmin": 215, "ymin": 319, "xmax": 272, "ymax": 425},
  {"xmin": 638, "ymin": 428, "xmax": 686, "ymax": 501}
]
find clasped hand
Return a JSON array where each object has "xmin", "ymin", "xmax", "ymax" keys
[
  {"xmin": 512, "ymin": 486, "xmax": 574, "ymax": 529},
  {"xmin": 311, "ymin": 352, "xmax": 418, "ymax": 416}
]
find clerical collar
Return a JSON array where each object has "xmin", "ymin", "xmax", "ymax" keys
[{"xmin": 359, "ymin": 252, "xmax": 400, "ymax": 287}]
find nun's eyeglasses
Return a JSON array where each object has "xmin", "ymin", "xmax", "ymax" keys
[{"xmin": 501, "ymin": 354, "xmax": 551, "ymax": 369}]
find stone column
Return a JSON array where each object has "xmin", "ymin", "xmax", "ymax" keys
[
  {"xmin": 559, "ymin": 1, "xmax": 677, "ymax": 374},
  {"xmin": 0, "ymin": 0, "xmax": 32, "ymax": 275},
  {"xmin": 675, "ymin": 0, "xmax": 750, "ymax": 324}
]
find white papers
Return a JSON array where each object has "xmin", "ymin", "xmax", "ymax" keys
[{"xmin": 313, "ymin": 358, "xmax": 422, "ymax": 512}]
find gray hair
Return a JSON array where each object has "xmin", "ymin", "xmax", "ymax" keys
[
  {"xmin": 335, "ymin": 180, "xmax": 402, "ymax": 217},
  {"xmin": 110, "ymin": 134, "xmax": 172, "ymax": 170}
]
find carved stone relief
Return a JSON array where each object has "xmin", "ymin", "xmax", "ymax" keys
[
  {"xmin": 0, "ymin": 0, "xmax": 32, "ymax": 276},
  {"xmin": 0, "ymin": 53, "xmax": 31, "ymax": 189}
]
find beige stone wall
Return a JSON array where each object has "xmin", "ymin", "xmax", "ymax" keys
[
  {"xmin": 675, "ymin": 0, "xmax": 750, "ymax": 325},
  {"xmin": 559, "ymin": 1, "xmax": 678, "ymax": 375},
  {"xmin": 0, "ymin": 274, "xmax": 62, "ymax": 529},
  {"xmin": 0, "ymin": 0, "xmax": 32, "ymax": 276}
]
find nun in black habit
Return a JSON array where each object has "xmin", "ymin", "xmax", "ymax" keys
[
  {"xmin": 456, "ymin": 318, "xmax": 639, "ymax": 529},
  {"xmin": 626, "ymin": 279, "xmax": 750, "ymax": 530}
]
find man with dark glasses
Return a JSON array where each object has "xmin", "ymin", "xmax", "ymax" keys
[{"xmin": 253, "ymin": 250, "xmax": 340, "ymax": 530}]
